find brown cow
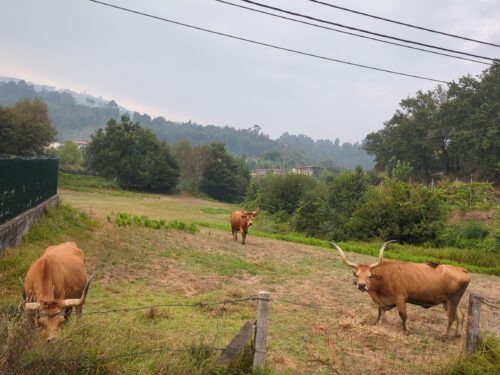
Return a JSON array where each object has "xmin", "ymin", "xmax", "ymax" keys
[
  {"xmin": 19, "ymin": 242, "xmax": 94, "ymax": 342},
  {"xmin": 230, "ymin": 210, "xmax": 258, "ymax": 245},
  {"xmin": 332, "ymin": 241, "xmax": 470, "ymax": 336}
]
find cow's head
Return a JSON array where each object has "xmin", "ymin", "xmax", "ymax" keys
[
  {"xmin": 331, "ymin": 241, "xmax": 396, "ymax": 292},
  {"xmin": 19, "ymin": 274, "xmax": 94, "ymax": 342},
  {"xmin": 242, "ymin": 210, "xmax": 259, "ymax": 228}
]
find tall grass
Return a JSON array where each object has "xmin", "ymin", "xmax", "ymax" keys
[{"xmin": 443, "ymin": 336, "xmax": 500, "ymax": 375}]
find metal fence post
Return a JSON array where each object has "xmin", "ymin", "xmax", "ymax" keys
[
  {"xmin": 465, "ymin": 291, "xmax": 482, "ymax": 353},
  {"xmin": 253, "ymin": 291, "xmax": 270, "ymax": 369}
]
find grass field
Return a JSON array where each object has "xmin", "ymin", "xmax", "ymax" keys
[{"xmin": 0, "ymin": 185, "xmax": 499, "ymax": 374}]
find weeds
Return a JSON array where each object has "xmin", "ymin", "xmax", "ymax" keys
[
  {"xmin": 111, "ymin": 212, "xmax": 198, "ymax": 233},
  {"xmin": 444, "ymin": 336, "xmax": 500, "ymax": 375}
]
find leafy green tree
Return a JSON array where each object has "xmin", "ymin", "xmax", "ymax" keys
[
  {"xmin": 58, "ymin": 140, "xmax": 83, "ymax": 168},
  {"xmin": 199, "ymin": 143, "xmax": 249, "ymax": 202},
  {"xmin": 392, "ymin": 160, "xmax": 413, "ymax": 182},
  {"xmin": 85, "ymin": 116, "xmax": 179, "ymax": 192},
  {"xmin": 364, "ymin": 61, "xmax": 500, "ymax": 181},
  {"xmin": 348, "ymin": 179, "xmax": 447, "ymax": 244},
  {"xmin": 0, "ymin": 98, "xmax": 56, "ymax": 155}
]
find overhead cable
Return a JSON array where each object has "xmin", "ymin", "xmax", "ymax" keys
[
  {"xmin": 306, "ymin": 0, "xmax": 500, "ymax": 48},
  {"xmin": 237, "ymin": 0, "xmax": 496, "ymax": 62},
  {"xmin": 214, "ymin": 0, "xmax": 490, "ymax": 66},
  {"xmin": 87, "ymin": 0, "xmax": 449, "ymax": 84}
]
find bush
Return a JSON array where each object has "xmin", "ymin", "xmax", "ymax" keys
[
  {"xmin": 348, "ymin": 179, "xmax": 447, "ymax": 244},
  {"xmin": 250, "ymin": 174, "xmax": 317, "ymax": 214}
]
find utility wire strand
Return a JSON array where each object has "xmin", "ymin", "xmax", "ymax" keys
[
  {"xmin": 87, "ymin": 0, "xmax": 449, "ymax": 84},
  {"xmin": 214, "ymin": 0, "xmax": 491, "ymax": 66},
  {"xmin": 237, "ymin": 0, "xmax": 496, "ymax": 62},
  {"xmin": 306, "ymin": 0, "xmax": 500, "ymax": 48}
]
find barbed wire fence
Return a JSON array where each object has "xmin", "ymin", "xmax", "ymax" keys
[
  {"xmin": 4, "ymin": 288, "xmax": 499, "ymax": 374},
  {"xmin": 4, "ymin": 292, "xmax": 270, "ymax": 375}
]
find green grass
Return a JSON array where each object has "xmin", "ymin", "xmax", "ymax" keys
[
  {"xmin": 58, "ymin": 172, "xmax": 120, "ymax": 191},
  {"xmin": 161, "ymin": 247, "xmax": 262, "ymax": 277},
  {"xmin": 201, "ymin": 207, "xmax": 233, "ymax": 215},
  {"xmin": 443, "ymin": 336, "xmax": 500, "ymax": 375},
  {"xmin": 58, "ymin": 173, "xmax": 155, "ymax": 198},
  {"xmin": 194, "ymin": 221, "xmax": 500, "ymax": 275}
]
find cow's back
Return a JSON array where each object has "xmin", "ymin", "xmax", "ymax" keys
[
  {"xmin": 25, "ymin": 242, "xmax": 87, "ymax": 302},
  {"xmin": 372, "ymin": 261, "xmax": 469, "ymax": 305}
]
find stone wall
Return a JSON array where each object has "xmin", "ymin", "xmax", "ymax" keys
[{"xmin": 0, "ymin": 195, "xmax": 59, "ymax": 255}]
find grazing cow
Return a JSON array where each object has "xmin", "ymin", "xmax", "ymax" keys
[
  {"xmin": 332, "ymin": 241, "xmax": 470, "ymax": 336},
  {"xmin": 230, "ymin": 209, "xmax": 259, "ymax": 245},
  {"xmin": 19, "ymin": 242, "xmax": 94, "ymax": 342}
]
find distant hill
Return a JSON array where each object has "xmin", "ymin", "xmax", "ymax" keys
[{"xmin": 0, "ymin": 78, "xmax": 373, "ymax": 169}]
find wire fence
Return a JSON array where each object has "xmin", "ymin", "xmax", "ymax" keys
[{"xmin": 4, "ymin": 288, "xmax": 499, "ymax": 374}]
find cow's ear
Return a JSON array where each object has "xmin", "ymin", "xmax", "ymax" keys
[{"xmin": 371, "ymin": 274, "xmax": 383, "ymax": 281}]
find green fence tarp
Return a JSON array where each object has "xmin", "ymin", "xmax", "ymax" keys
[{"xmin": 0, "ymin": 156, "xmax": 58, "ymax": 224}]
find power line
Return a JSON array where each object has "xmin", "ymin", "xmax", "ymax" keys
[
  {"xmin": 87, "ymin": 0, "xmax": 449, "ymax": 84},
  {"xmin": 237, "ymin": 0, "xmax": 496, "ymax": 62},
  {"xmin": 306, "ymin": 0, "xmax": 500, "ymax": 48},
  {"xmin": 214, "ymin": 0, "xmax": 491, "ymax": 66}
]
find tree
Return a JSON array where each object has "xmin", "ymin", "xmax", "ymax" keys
[
  {"xmin": 85, "ymin": 116, "xmax": 179, "ymax": 192},
  {"xmin": 0, "ymin": 98, "xmax": 56, "ymax": 155},
  {"xmin": 199, "ymin": 143, "xmax": 249, "ymax": 202},
  {"xmin": 58, "ymin": 140, "xmax": 83, "ymax": 168}
]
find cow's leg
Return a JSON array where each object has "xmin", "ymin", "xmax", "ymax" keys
[
  {"xmin": 75, "ymin": 305, "xmax": 83, "ymax": 319},
  {"xmin": 232, "ymin": 229, "xmax": 238, "ymax": 241},
  {"xmin": 241, "ymin": 231, "xmax": 246, "ymax": 245},
  {"xmin": 445, "ymin": 301, "xmax": 458, "ymax": 337},
  {"xmin": 396, "ymin": 299, "xmax": 408, "ymax": 333},
  {"xmin": 374, "ymin": 307, "xmax": 384, "ymax": 325}
]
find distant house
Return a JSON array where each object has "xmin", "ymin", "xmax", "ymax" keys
[
  {"xmin": 251, "ymin": 168, "xmax": 283, "ymax": 177},
  {"xmin": 73, "ymin": 140, "xmax": 89, "ymax": 150},
  {"xmin": 290, "ymin": 166, "xmax": 320, "ymax": 177},
  {"xmin": 47, "ymin": 142, "xmax": 62, "ymax": 150}
]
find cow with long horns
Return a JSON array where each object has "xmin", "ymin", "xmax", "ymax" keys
[
  {"xmin": 332, "ymin": 241, "xmax": 470, "ymax": 336},
  {"xmin": 19, "ymin": 242, "xmax": 94, "ymax": 342}
]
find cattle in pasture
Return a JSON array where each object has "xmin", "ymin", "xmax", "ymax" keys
[
  {"xmin": 19, "ymin": 242, "xmax": 94, "ymax": 342},
  {"xmin": 230, "ymin": 209, "xmax": 259, "ymax": 245},
  {"xmin": 332, "ymin": 241, "xmax": 470, "ymax": 336}
]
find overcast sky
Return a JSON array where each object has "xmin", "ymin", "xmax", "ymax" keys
[{"xmin": 1, "ymin": 0, "xmax": 499, "ymax": 143}]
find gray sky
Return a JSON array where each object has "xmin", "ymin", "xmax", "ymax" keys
[{"xmin": 1, "ymin": 0, "xmax": 499, "ymax": 143}]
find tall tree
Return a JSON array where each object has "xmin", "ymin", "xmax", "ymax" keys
[
  {"xmin": 0, "ymin": 98, "xmax": 56, "ymax": 155},
  {"xmin": 86, "ymin": 116, "xmax": 179, "ymax": 192},
  {"xmin": 199, "ymin": 143, "xmax": 249, "ymax": 202}
]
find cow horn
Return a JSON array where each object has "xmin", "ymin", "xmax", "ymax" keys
[
  {"xmin": 24, "ymin": 302, "xmax": 41, "ymax": 311},
  {"xmin": 62, "ymin": 273, "xmax": 95, "ymax": 308},
  {"xmin": 19, "ymin": 277, "xmax": 27, "ymax": 301},
  {"xmin": 330, "ymin": 242, "xmax": 357, "ymax": 268},
  {"xmin": 370, "ymin": 240, "xmax": 397, "ymax": 268}
]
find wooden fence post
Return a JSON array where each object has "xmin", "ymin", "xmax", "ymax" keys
[
  {"xmin": 465, "ymin": 291, "xmax": 482, "ymax": 353},
  {"xmin": 253, "ymin": 291, "xmax": 270, "ymax": 370}
]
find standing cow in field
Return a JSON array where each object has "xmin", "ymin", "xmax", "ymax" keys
[
  {"xmin": 230, "ymin": 209, "xmax": 259, "ymax": 245},
  {"xmin": 332, "ymin": 241, "xmax": 470, "ymax": 336},
  {"xmin": 19, "ymin": 242, "xmax": 94, "ymax": 342}
]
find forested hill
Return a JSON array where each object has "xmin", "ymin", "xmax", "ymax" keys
[{"xmin": 0, "ymin": 79, "xmax": 373, "ymax": 169}]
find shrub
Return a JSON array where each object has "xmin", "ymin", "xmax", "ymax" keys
[{"xmin": 348, "ymin": 179, "xmax": 447, "ymax": 244}]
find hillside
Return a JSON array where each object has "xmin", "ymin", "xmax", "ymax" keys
[
  {"xmin": 0, "ymin": 79, "xmax": 373, "ymax": 169},
  {"xmin": 0, "ymin": 187, "xmax": 498, "ymax": 374}
]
